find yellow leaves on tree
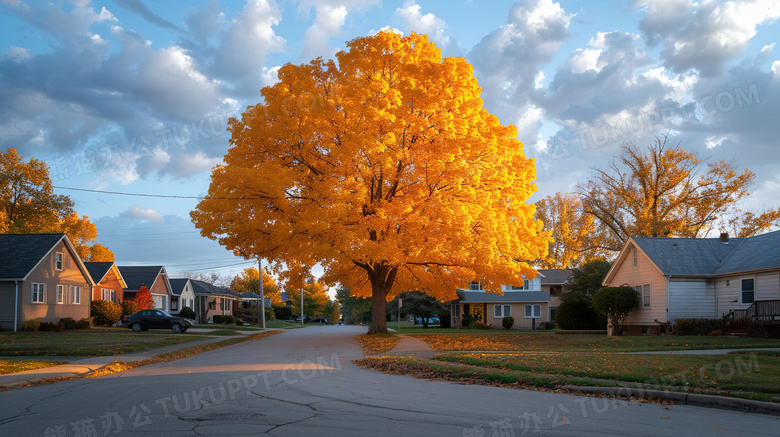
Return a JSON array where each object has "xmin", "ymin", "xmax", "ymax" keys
[
  {"xmin": 230, "ymin": 267, "xmax": 281, "ymax": 304},
  {"xmin": 191, "ymin": 31, "xmax": 548, "ymax": 334},
  {"xmin": 290, "ymin": 281, "xmax": 331, "ymax": 319},
  {"xmin": 578, "ymin": 136, "xmax": 779, "ymax": 251}
]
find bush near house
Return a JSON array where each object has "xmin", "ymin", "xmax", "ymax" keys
[
  {"xmin": 59, "ymin": 317, "xmax": 77, "ymax": 330},
  {"xmin": 675, "ymin": 318, "xmax": 724, "ymax": 336},
  {"xmin": 39, "ymin": 322, "xmax": 57, "ymax": 331},
  {"xmin": 212, "ymin": 315, "xmax": 235, "ymax": 324},
  {"xmin": 75, "ymin": 318, "xmax": 91, "ymax": 329},
  {"xmin": 91, "ymin": 300, "xmax": 123, "ymax": 326},
  {"xmin": 502, "ymin": 317, "xmax": 514, "ymax": 330},
  {"xmin": 23, "ymin": 319, "xmax": 41, "ymax": 332},
  {"xmin": 178, "ymin": 306, "xmax": 196, "ymax": 319},
  {"xmin": 121, "ymin": 301, "xmax": 139, "ymax": 316}
]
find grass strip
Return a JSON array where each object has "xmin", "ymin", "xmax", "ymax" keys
[
  {"xmin": 0, "ymin": 360, "xmax": 67, "ymax": 375},
  {"xmin": 0, "ymin": 331, "xmax": 282, "ymax": 391},
  {"xmin": 0, "ymin": 331, "xmax": 212, "ymax": 357},
  {"xmin": 357, "ymin": 334, "xmax": 401, "ymax": 356}
]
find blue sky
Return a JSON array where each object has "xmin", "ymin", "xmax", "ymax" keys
[{"xmin": 1, "ymin": 0, "xmax": 779, "ymax": 282}]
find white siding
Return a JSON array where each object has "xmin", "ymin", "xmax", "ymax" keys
[
  {"xmin": 667, "ymin": 279, "xmax": 717, "ymax": 321},
  {"xmin": 715, "ymin": 276, "xmax": 742, "ymax": 315},
  {"xmin": 756, "ymin": 272, "xmax": 780, "ymax": 301}
]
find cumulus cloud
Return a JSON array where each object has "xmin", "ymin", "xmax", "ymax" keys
[
  {"xmin": 393, "ymin": 1, "xmax": 461, "ymax": 57},
  {"xmin": 636, "ymin": 0, "xmax": 780, "ymax": 76},
  {"xmin": 121, "ymin": 205, "xmax": 165, "ymax": 223}
]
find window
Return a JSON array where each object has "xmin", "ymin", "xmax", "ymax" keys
[
  {"xmin": 101, "ymin": 288, "xmax": 116, "ymax": 302},
  {"xmin": 508, "ymin": 280, "xmax": 531, "ymax": 291},
  {"xmin": 524, "ymin": 304, "xmax": 541, "ymax": 318},
  {"xmin": 32, "ymin": 283, "xmax": 46, "ymax": 303},
  {"xmin": 494, "ymin": 304, "xmax": 511, "ymax": 318},
  {"xmin": 451, "ymin": 304, "xmax": 460, "ymax": 318},
  {"xmin": 56, "ymin": 285, "xmax": 65, "ymax": 304},
  {"xmin": 741, "ymin": 278, "xmax": 755, "ymax": 305},
  {"xmin": 633, "ymin": 248, "xmax": 638, "ymax": 267},
  {"xmin": 70, "ymin": 286, "xmax": 81, "ymax": 304},
  {"xmin": 55, "ymin": 252, "xmax": 63, "ymax": 270},
  {"xmin": 171, "ymin": 299, "xmax": 178, "ymax": 311},
  {"xmin": 643, "ymin": 285, "xmax": 651, "ymax": 308},
  {"xmin": 469, "ymin": 281, "xmax": 481, "ymax": 291}
]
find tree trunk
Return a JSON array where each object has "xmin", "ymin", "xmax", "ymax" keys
[{"xmin": 367, "ymin": 286, "xmax": 389, "ymax": 334}]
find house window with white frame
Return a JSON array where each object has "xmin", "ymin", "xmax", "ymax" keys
[
  {"xmin": 55, "ymin": 252, "xmax": 63, "ymax": 270},
  {"xmin": 70, "ymin": 286, "xmax": 81, "ymax": 304},
  {"xmin": 57, "ymin": 284, "xmax": 65, "ymax": 304},
  {"xmin": 741, "ymin": 278, "xmax": 755, "ymax": 305},
  {"xmin": 451, "ymin": 304, "xmax": 460, "ymax": 318},
  {"xmin": 524, "ymin": 304, "xmax": 541, "ymax": 318},
  {"xmin": 32, "ymin": 283, "xmax": 46, "ymax": 303},
  {"xmin": 507, "ymin": 280, "xmax": 531, "ymax": 291},
  {"xmin": 469, "ymin": 281, "xmax": 481, "ymax": 291},
  {"xmin": 635, "ymin": 285, "xmax": 650, "ymax": 308},
  {"xmin": 494, "ymin": 304, "xmax": 511, "ymax": 318},
  {"xmin": 632, "ymin": 248, "xmax": 638, "ymax": 267},
  {"xmin": 101, "ymin": 288, "xmax": 116, "ymax": 302}
]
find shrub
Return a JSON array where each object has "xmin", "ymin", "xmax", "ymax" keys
[
  {"xmin": 213, "ymin": 315, "xmax": 235, "ymax": 324},
  {"xmin": 236, "ymin": 319, "xmax": 244, "ymax": 326},
  {"xmin": 56, "ymin": 322, "xmax": 66, "ymax": 332},
  {"xmin": 273, "ymin": 305, "xmax": 293, "ymax": 321},
  {"xmin": 591, "ymin": 286, "xmax": 640, "ymax": 336},
  {"xmin": 75, "ymin": 318, "xmax": 92, "ymax": 329},
  {"xmin": 59, "ymin": 317, "xmax": 77, "ymax": 330},
  {"xmin": 538, "ymin": 321, "xmax": 556, "ymax": 330},
  {"xmin": 91, "ymin": 300, "xmax": 123, "ymax": 326},
  {"xmin": 468, "ymin": 320, "xmax": 490, "ymax": 329},
  {"xmin": 178, "ymin": 306, "xmax": 196, "ymax": 320},
  {"xmin": 675, "ymin": 318, "xmax": 724, "ymax": 336},
  {"xmin": 747, "ymin": 320, "xmax": 769, "ymax": 338},
  {"xmin": 502, "ymin": 316, "xmax": 514, "ymax": 330},
  {"xmin": 555, "ymin": 298, "xmax": 604, "ymax": 330},
  {"xmin": 23, "ymin": 319, "xmax": 41, "ymax": 332},
  {"xmin": 121, "ymin": 301, "xmax": 139, "ymax": 316},
  {"xmin": 39, "ymin": 322, "xmax": 57, "ymax": 331}
]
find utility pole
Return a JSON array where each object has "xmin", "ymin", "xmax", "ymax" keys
[{"xmin": 258, "ymin": 257, "xmax": 266, "ymax": 329}]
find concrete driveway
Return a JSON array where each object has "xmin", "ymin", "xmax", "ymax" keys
[{"xmin": 0, "ymin": 325, "xmax": 778, "ymax": 436}]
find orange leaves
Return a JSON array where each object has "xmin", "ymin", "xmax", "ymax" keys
[{"xmin": 357, "ymin": 334, "xmax": 401, "ymax": 356}]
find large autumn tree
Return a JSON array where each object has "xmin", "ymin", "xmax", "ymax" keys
[
  {"xmin": 578, "ymin": 137, "xmax": 780, "ymax": 252},
  {"xmin": 191, "ymin": 31, "xmax": 548, "ymax": 334},
  {"xmin": 230, "ymin": 267, "xmax": 281, "ymax": 304},
  {"xmin": 1, "ymin": 148, "xmax": 114, "ymax": 261}
]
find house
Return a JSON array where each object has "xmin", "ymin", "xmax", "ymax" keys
[
  {"xmin": 117, "ymin": 266, "xmax": 173, "ymax": 312},
  {"xmin": 539, "ymin": 269, "xmax": 573, "ymax": 323},
  {"xmin": 189, "ymin": 279, "xmax": 239, "ymax": 323},
  {"xmin": 0, "ymin": 234, "xmax": 94, "ymax": 331},
  {"xmin": 451, "ymin": 274, "xmax": 554, "ymax": 329},
  {"xmin": 602, "ymin": 231, "xmax": 780, "ymax": 335},
  {"xmin": 168, "ymin": 278, "xmax": 196, "ymax": 315},
  {"xmin": 84, "ymin": 262, "xmax": 127, "ymax": 304}
]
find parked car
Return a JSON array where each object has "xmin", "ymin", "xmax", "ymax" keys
[
  {"xmin": 307, "ymin": 317, "xmax": 328, "ymax": 324},
  {"xmin": 121, "ymin": 309, "xmax": 195, "ymax": 333}
]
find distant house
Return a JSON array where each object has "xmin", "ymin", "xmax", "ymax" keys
[
  {"xmin": 603, "ymin": 231, "xmax": 780, "ymax": 335},
  {"xmin": 538, "ymin": 269, "xmax": 573, "ymax": 323},
  {"xmin": 117, "ymin": 266, "xmax": 173, "ymax": 312},
  {"xmin": 189, "ymin": 279, "xmax": 239, "ymax": 323},
  {"xmin": 84, "ymin": 262, "xmax": 127, "ymax": 304},
  {"xmin": 451, "ymin": 272, "xmax": 564, "ymax": 329},
  {"xmin": 0, "ymin": 234, "xmax": 94, "ymax": 331},
  {"xmin": 168, "ymin": 279, "xmax": 196, "ymax": 315}
]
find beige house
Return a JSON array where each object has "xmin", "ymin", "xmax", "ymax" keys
[
  {"xmin": 0, "ymin": 234, "xmax": 94, "ymax": 331},
  {"xmin": 603, "ymin": 231, "xmax": 780, "ymax": 335},
  {"xmin": 539, "ymin": 269, "xmax": 573, "ymax": 323}
]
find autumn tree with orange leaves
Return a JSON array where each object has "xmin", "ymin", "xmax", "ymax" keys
[
  {"xmin": 191, "ymin": 31, "xmax": 549, "ymax": 334},
  {"xmin": 578, "ymin": 136, "xmax": 780, "ymax": 251},
  {"xmin": 134, "ymin": 286, "xmax": 154, "ymax": 311}
]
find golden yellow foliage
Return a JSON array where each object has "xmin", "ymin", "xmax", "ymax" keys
[
  {"xmin": 535, "ymin": 192, "xmax": 608, "ymax": 268},
  {"xmin": 191, "ymin": 31, "xmax": 548, "ymax": 333},
  {"xmin": 230, "ymin": 267, "xmax": 281, "ymax": 303}
]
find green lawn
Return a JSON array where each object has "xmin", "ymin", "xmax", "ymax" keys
[
  {"xmin": 0, "ymin": 359, "xmax": 67, "ymax": 374},
  {"xmin": 0, "ymin": 330, "xmax": 211, "ymax": 356}
]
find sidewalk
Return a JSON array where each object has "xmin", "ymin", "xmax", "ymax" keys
[{"xmin": 0, "ymin": 329, "xmax": 267, "ymax": 389}]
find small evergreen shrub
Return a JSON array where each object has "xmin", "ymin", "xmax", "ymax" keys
[
  {"xmin": 39, "ymin": 322, "xmax": 57, "ymax": 331},
  {"xmin": 236, "ymin": 319, "xmax": 244, "ymax": 326},
  {"xmin": 121, "ymin": 301, "xmax": 139, "ymax": 316},
  {"xmin": 675, "ymin": 318, "xmax": 724, "ymax": 336},
  {"xmin": 75, "ymin": 318, "xmax": 92, "ymax": 329},
  {"xmin": 91, "ymin": 300, "xmax": 123, "ymax": 326},
  {"xmin": 23, "ymin": 319, "xmax": 41, "ymax": 332},
  {"xmin": 178, "ymin": 306, "xmax": 196, "ymax": 320},
  {"xmin": 468, "ymin": 320, "xmax": 491, "ymax": 329},
  {"xmin": 56, "ymin": 322, "xmax": 66, "ymax": 332},
  {"xmin": 59, "ymin": 317, "xmax": 77, "ymax": 330},
  {"xmin": 212, "ymin": 315, "xmax": 235, "ymax": 324},
  {"xmin": 538, "ymin": 321, "xmax": 556, "ymax": 330},
  {"xmin": 502, "ymin": 316, "xmax": 514, "ymax": 330},
  {"xmin": 747, "ymin": 321, "xmax": 769, "ymax": 338}
]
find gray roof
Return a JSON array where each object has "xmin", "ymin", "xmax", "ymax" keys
[
  {"xmin": 84, "ymin": 262, "xmax": 114, "ymax": 284},
  {"xmin": 240, "ymin": 292, "xmax": 261, "ymax": 300},
  {"xmin": 0, "ymin": 234, "xmax": 67, "ymax": 279},
  {"xmin": 538, "ymin": 269, "xmax": 572, "ymax": 284},
  {"xmin": 714, "ymin": 230, "xmax": 780, "ymax": 275},
  {"xmin": 456, "ymin": 290, "xmax": 550, "ymax": 303},
  {"xmin": 117, "ymin": 265, "xmax": 165, "ymax": 291},
  {"xmin": 189, "ymin": 279, "xmax": 239, "ymax": 298},
  {"xmin": 632, "ymin": 230, "xmax": 780, "ymax": 276},
  {"xmin": 168, "ymin": 278, "xmax": 190, "ymax": 296}
]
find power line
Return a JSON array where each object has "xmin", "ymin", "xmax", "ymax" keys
[{"xmin": 54, "ymin": 185, "xmax": 204, "ymax": 199}]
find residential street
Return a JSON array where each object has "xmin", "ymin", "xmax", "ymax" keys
[{"xmin": 0, "ymin": 326, "xmax": 778, "ymax": 436}]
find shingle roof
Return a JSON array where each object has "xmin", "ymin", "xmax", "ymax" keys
[
  {"xmin": 84, "ymin": 262, "xmax": 114, "ymax": 284},
  {"xmin": 117, "ymin": 266, "xmax": 165, "ymax": 291},
  {"xmin": 0, "ymin": 234, "xmax": 67, "ymax": 279},
  {"xmin": 189, "ymin": 279, "xmax": 238, "ymax": 298},
  {"xmin": 456, "ymin": 290, "xmax": 550, "ymax": 303},
  {"xmin": 168, "ymin": 278, "xmax": 190, "ymax": 296},
  {"xmin": 538, "ymin": 269, "xmax": 572, "ymax": 284},
  {"xmin": 632, "ymin": 230, "xmax": 780, "ymax": 276}
]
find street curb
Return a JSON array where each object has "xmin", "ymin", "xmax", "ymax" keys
[{"xmin": 564, "ymin": 385, "xmax": 780, "ymax": 416}]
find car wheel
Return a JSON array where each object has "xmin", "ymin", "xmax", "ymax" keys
[
  {"xmin": 171, "ymin": 323, "xmax": 182, "ymax": 333},
  {"xmin": 131, "ymin": 323, "xmax": 142, "ymax": 332}
]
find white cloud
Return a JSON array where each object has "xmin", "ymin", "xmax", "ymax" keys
[
  {"xmin": 637, "ymin": 0, "xmax": 780, "ymax": 76},
  {"xmin": 393, "ymin": 1, "xmax": 461, "ymax": 56},
  {"xmin": 301, "ymin": 5, "xmax": 348, "ymax": 61},
  {"xmin": 705, "ymin": 135, "xmax": 727, "ymax": 149},
  {"xmin": 121, "ymin": 205, "xmax": 165, "ymax": 223}
]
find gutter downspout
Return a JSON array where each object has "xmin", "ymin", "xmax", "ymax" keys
[
  {"xmin": 14, "ymin": 281, "xmax": 19, "ymax": 332},
  {"xmin": 666, "ymin": 276, "xmax": 670, "ymax": 322}
]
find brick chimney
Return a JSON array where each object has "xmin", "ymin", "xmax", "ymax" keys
[{"xmin": 719, "ymin": 232, "xmax": 729, "ymax": 243}]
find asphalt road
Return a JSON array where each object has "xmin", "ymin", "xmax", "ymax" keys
[{"xmin": 1, "ymin": 326, "xmax": 778, "ymax": 436}]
